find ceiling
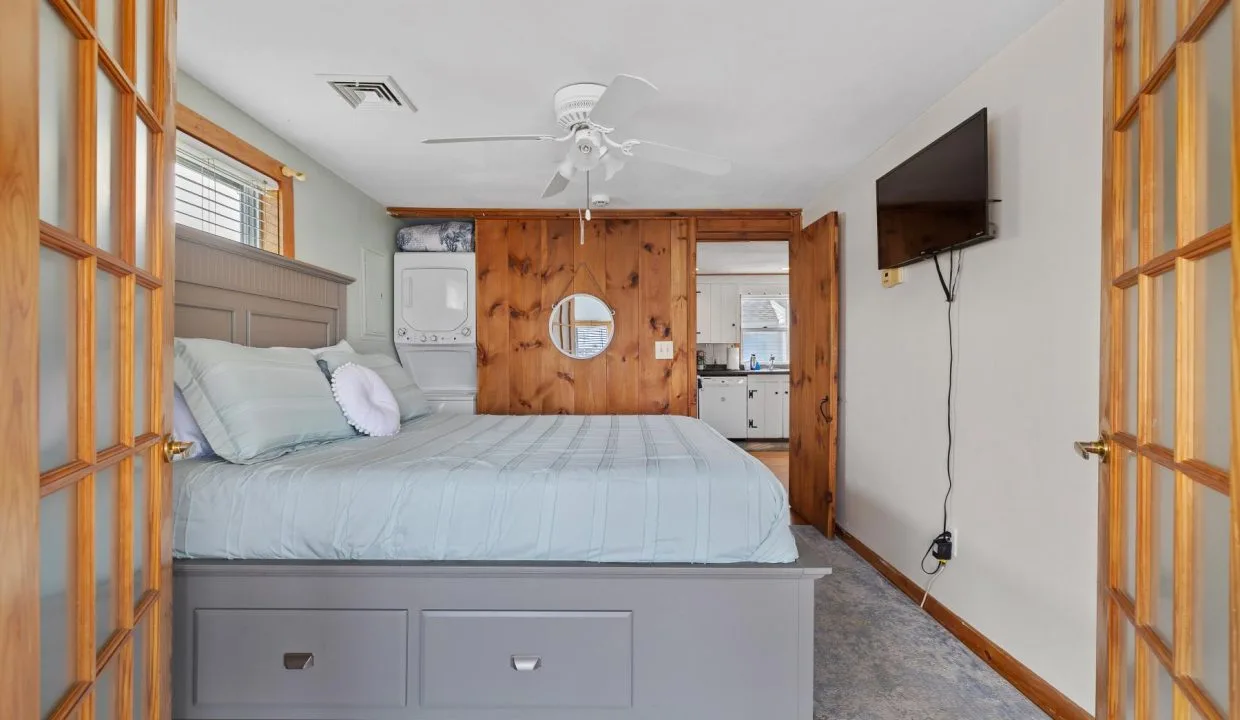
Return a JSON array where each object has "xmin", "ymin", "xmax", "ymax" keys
[
  {"xmin": 698, "ymin": 242, "xmax": 788, "ymax": 275},
  {"xmin": 178, "ymin": 0, "xmax": 1060, "ymax": 210}
]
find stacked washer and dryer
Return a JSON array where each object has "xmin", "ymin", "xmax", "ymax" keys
[{"xmin": 393, "ymin": 252, "xmax": 477, "ymax": 414}]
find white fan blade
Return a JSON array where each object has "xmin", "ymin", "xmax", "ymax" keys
[
  {"xmin": 542, "ymin": 170, "xmax": 571, "ymax": 198},
  {"xmin": 601, "ymin": 151, "xmax": 626, "ymax": 181},
  {"xmin": 422, "ymin": 134, "xmax": 557, "ymax": 144},
  {"xmin": 625, "ymin": 140, "xmax": 731, "ymax": 176},
  {"xmin": 588, "ymin": 75, "xmax": 658, "ymax": 129}
]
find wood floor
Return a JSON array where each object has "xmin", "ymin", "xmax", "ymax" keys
[{"xmin": 748, "ymin": 449, "xmax": 808, "ymax": 525}]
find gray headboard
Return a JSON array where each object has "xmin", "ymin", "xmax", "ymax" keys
[{"xmin": 174, "ymin": 225, "xmax": 355, "ymax": 348}]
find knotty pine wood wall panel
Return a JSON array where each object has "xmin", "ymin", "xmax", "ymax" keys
[
  {"xmin": 605, "ymin": 220, "xmax": 643, "ymax": 413},
  {"xmin": 475, "ymin": 217, "xmax": 693, "ymax": 415},
  {"xmin": 475, "ymin": 219, "xmax": 511, "ymax": 414}
]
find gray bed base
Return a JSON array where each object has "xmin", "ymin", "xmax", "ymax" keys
[{"xmin": 173, "ymin": 536, "xmax": 829, "ymax": 720}]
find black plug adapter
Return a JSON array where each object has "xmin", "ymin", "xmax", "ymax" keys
[{"xmin": 931, "ymin": 531, "xmax": 954, "ymax": 562}]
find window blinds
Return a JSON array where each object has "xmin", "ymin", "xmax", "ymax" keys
[{"xmin": 174, "ymin": 133, "xmax": 280, "ymax": 251}]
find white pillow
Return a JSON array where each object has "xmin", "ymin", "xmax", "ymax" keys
[
  {"xmin": 313, "ymin": 339, "xmax": 354, "ymax": 354},
  {"xmin": 172, "ymin": 387, "xmax": 214, "ymax": 459},
  {"xmin": 330, "ymin": 363, "xmax": 400, "ymax": 437}
]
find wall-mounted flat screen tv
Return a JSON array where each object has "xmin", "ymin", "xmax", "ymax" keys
[{"xmin": 876, "ymin": 108, "xmax": 993, "ymax": 269}]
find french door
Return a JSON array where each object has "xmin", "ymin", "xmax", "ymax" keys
[
  {"xmin": 1098, "ymin": 1, "xmax": 1236, "ymax": 718},
  {"xmin": 1, "ymin": 0, "xmax": 177, "ymax": 718}
]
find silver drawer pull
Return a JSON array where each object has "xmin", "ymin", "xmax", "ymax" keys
[
  {"xmin": 283, "ymin": 652, "xmax": 314, "ymax": 670},
  {"xmin": 510, "ymin": 655, "xmax": 542, "ymax": 672}
]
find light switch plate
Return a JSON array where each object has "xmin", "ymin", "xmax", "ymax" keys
[{"xmin": 654, "ymin": 341, "xmax": 674, "ymax": 360}]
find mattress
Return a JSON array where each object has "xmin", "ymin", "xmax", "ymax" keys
[{"xmin": 172, "ymin": 413, "xmax": 797, "ymax": 564}]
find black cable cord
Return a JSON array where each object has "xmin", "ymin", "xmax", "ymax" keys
[{"xmin": 921, "ymin": 249, "xmax": 963, "ymax": 575}]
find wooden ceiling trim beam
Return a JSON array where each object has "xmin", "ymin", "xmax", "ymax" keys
[{"xmin": 386, "ymin": 207, "xmax": 802, "ymax": 220}]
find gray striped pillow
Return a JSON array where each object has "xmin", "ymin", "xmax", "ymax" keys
[
  {"xmin": 315, "ymin": 350, "xmax": 432, "ymax": 422},
  {"xmin": 174, "ymin": 338, "xmax": 356, "ymax": 464}
]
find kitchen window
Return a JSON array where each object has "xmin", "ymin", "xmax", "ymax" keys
[{"xmin": 740, "ymin": 295, "xmax": 789, "ymax": 366}]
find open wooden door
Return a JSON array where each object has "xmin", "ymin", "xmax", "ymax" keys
[
  {"xmin": 1094, "ymin": 0, "xmax": 1236, "ymax": 718},
  {"xmin": 1, "ymin": 0, "xmax": 178, "ymax": 717},
  {"xmin": 789, "ymin": 212, "xmax": 840, "ymax": 537}
]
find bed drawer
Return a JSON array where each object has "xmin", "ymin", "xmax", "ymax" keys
[
  {"xmin": 420, "ymin": 610, "xmax": 632, "ymax": 709},
  {"xmin": 192, "ymin": 608, "xmax": 408, "ymax": 711}
]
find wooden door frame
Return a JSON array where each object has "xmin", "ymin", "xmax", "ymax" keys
[{"xmin": 0, "ymin": 0, "xmax": 42, "ymax": 716}]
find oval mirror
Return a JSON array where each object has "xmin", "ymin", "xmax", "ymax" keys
[{"xmin": 548, "ymin": 293, "xmax": 614, "ymax": 360}]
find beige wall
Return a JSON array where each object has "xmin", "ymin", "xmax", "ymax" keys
[
  {"xmin": 804, "ymin": 0, "xmax": 1104, "ymax": 708},
  {"xmin": 176, "ymin": 71, "xmax": 402, "ymax": 357}
]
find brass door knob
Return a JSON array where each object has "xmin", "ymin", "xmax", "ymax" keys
[
  {"xmin": 163, "ymin": 435, "xmax": 194, "ymax": 462},
  {"xmin": 1074, "ymin": 439, "xmax": 1109, "ymax": 462}
]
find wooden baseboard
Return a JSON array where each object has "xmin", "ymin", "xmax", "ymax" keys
[{"xmin": 834, "ymin": 526, "xmax": 1092, "ymax": 720}]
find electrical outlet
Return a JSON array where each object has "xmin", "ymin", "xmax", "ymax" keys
[
  {"xmin": 654, "ymin": 341, "xmax": 674, "ymax": 360},
  {"xmin": 880, "ymin": 267, "xmax": 904, "ymax": 288}
]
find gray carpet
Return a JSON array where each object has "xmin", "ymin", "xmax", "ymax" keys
[{"xmin": 793, "ymin": 526, "xmax": 1049, "ymax": 720}]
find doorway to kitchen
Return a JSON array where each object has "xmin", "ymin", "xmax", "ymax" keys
[{"xmin": 694, "ymin": 239, "xmax": 803, "ymax": 523}]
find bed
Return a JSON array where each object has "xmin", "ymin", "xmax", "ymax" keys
[{"xmin": 171, "ymin": 226, "xmax": 829, "ymax": 720}]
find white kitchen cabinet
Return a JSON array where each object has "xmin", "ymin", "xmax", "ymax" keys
[
  {"xmin": 696, "ymin": 287, "xmax": 712, "ymax": 343},
  {"xmin": 746, "ymin": 375, "xmax": 790, "ymax": 438},
  {"xmin": 710, "ymin": 283, "xmax": 739, "ymax": 344}
]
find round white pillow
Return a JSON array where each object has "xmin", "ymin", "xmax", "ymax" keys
[{"xmin": 330, "ymin": 362, "xmax": 400, "ymax": 437}]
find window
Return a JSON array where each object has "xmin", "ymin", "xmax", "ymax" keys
[
  {"xmin": 175, "ymin": 137, "xmax": 275, "ymax": 249},
  {"xmin": 741, "ymin": 295, "xmax": 789, "ymax": 365},
  {"xmin": 174, "ymin": 103, "xmax": 295, "ymax": 256}
]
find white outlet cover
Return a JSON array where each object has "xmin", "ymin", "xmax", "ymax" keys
[{"xmin": 654, "ymin": 341, "xmax": 674, "ymax": 360}]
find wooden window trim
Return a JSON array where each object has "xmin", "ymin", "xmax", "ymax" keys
[{"xmin": 174, "ymin": 102, "xmax": 295, "ymax": 257}]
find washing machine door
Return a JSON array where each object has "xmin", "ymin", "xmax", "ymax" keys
[{"xmin": 400, "ymin": 266, "xmax": 470, "ymax": 334}]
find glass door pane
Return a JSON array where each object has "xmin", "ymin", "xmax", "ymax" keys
[
  {"xmin": 1125, "ymin": 0, "xmax": 1143, "ymax": 101},
  {"xmin": 132, "ymin": 619, "xmax": 148, "ymax": 719},
  {"xmin": 1151, "ymin": 270, "xmax": 1176, "ymax": 448},
  {"xmin": 135, "ymin": 123, "xmax": 152, "ymax": 271},
  {"xmin": 39, "ymin": 489, "xmax": 78, "ymax": 717},
  {"xmin": 94, "ymin": 467, "xmax": 118, "ymax": 652},
  {"xmin": 1124, "ymin": 286, "xmax": 1139, "ymax": 433},
  {"xmin": 132, "ymin": 451, "xmax": 149, "ymax": 598},
  {"xmin": 1154, "ymin": 0, "xmax": 1178, "ymax": 58},
  {"xmin": 1121, "ymin": 449, "xmax": 1139, "ymax": 599},
  {"xmin": 39, "ymin": 248, "xmax": 78, "ymax": 471},
  {"xmin": 1152, "ymin": 72, "xmax": 1177, "ymax": 255},
  {"xmin": 1124, "ymin": 122, "xmax": 1142, "ymax": 268},
  {"xmin": 1192, "ymin": 484, "xmax": 1229, "ymax": 709},
  {"xmin": 1151, "ymin": 464, "xmax": 1175, "ymax": 644},
  {"xmin": 1120, "ymin": 614, "xmax": 1137, "ymax": 719},
  {"xmin": 1193, "ymin": 249, "xmax": 1232, "ymax": 469},
  {"xmin": 39, "ymin": 3, "xmax": 78, "ymax": 230},
  {"xmin": 97, "ymin": 71, "xmax": 122, "ymax": 256},
  {"xmin": 94, "ymin": 0, "xmax": 121, "ymax": 64},
  {"xmin": 1194, "ymin": 4, "xmax": 1232, "ymax": 233},
  {"xmin": 96, "ymin": 271, "xmax": 120, "ymax": 450},
  {"xmin": 135, "ymin": 0, "xmax": 153, "ymax": 101}
]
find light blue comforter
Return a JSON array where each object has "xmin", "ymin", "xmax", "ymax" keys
[{"xmin": 173, "ymin": 413, "xmax": 797, "ymax": 564}]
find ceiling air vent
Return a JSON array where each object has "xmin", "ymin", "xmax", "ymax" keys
[{"xmin": 320, "ymin": 75, "xmax": 416, "ymax": 112}]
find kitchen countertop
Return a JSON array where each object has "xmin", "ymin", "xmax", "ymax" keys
[{"xmin": 698, "ymin": 367, "xmax": 789, "ymax": 377}]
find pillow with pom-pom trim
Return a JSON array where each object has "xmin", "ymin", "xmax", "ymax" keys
[{"xmin": 330, "ymin": 362, "xmax": 400, "ymax": 437}]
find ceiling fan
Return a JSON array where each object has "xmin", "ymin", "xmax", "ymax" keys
[{"xmin": 422, "ymin": 75, "xmax": 731, "ymax": 199}]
